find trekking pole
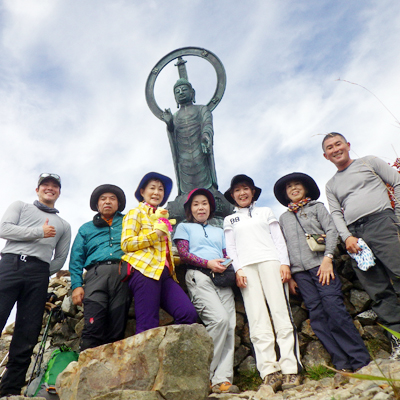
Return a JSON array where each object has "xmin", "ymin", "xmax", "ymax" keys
[
  {"xmin": 25, "ymin": 308, "xmax": 54, "ymax": 391},
  {"xmin": 0, "ymin": 352, "xmax": 9, "ymax": 379}
]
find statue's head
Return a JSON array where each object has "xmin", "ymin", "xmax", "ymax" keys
[{"xmin": 173, "ymin": 78, "xmax": 195, "ymax": 107}]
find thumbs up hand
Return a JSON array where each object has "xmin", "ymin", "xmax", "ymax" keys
[{"xmin": 43, "ymin": 218, "xmax": 56, "ymax": 238}]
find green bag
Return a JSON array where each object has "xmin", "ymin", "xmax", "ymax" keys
[{"xmin": 31, "ymin": 346, "xmax": 79, "ymax": 398}]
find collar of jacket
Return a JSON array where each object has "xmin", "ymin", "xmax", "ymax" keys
[
  {"xmin": 140, "ymin": 202, "xmax": 157, "ymax": 216},
  {"xmin": 93, "ymin": 211, "xmax": 122, "ymax": 227}
]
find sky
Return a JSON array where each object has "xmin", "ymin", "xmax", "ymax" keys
[{"xmin": 1, "ymin": 0, "xmax": 400, "ymax": 260}]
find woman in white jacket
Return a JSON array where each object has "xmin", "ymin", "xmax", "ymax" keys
[{"xmin": 223, "ymin": 174, "xmax": 302, "ymax": 393}]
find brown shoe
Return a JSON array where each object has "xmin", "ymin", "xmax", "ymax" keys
[
  {"xmin": 211, "ymin": 381, "xmax": 240, "ymax": 394},
  {"xmin": 282, "ymin": 374, "xmax": 301, "ymax": 390},
  {"xmin": 263, "ymin": 371, "xmax": 282, "ymax": 393}
]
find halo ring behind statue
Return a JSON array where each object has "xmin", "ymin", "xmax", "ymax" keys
[{"xmin": 145, "ymin": 47, "xmax": 227, "ymax": 121}]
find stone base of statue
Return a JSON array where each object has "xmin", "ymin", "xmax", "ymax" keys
[{"xmin": 167, "ymin": 188, "xmax": 233, "ymax": 229}]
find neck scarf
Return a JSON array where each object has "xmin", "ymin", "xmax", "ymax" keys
[
  {"xmin": 34, "ymin": 200, "xmax": 59, "ymax": 214},
  {"xmin": 288, "ymin": 197, "xmax": 311, "ymax": 213}
]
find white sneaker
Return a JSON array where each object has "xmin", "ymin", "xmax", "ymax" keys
[{"xmin": 390, "ymin": 335, "xmax": 400, "ymax": 360}]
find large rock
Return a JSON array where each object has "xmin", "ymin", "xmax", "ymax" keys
[
  {"xmin": 57, "ymin": 324, "xmax": 213, "ymax": 400},
  {"xmin": 349, "ymin": 289, "xmax": 371, "ymax": 313},
  {"xmin": 301, "ymin": 340, "xmax": 331, "ymax": 369},
  {"xmin": 291, "ymin": 305, "xmax": 308, "ymax": 331},
  {"xmin": 300, "ymin": 319, "xmax": 317, "ymax": 340},
  {"xmin": 93, "ymin": 391, "xmax": 163, "ymax": 399}
]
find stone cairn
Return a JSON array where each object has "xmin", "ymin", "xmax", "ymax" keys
[{"xmin": 0, "ymin": 242, "xmax": 396, "ymax": 399}]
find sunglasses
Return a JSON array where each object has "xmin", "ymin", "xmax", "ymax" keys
[
  {"xmin": 38, "ymin": 173, "xmax": 61, "ymax": 187},
  {"xmin": 39, "ymin": 173, "xmax": 60, "ymax": 180}
]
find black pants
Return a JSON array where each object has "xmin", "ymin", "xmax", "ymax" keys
[
  {"xmin": 80, "ymin": 262, "xmax": 132, "ymax": 351},
  {"xmin": 0, "ymin": 254, "xmax": 49, "ymax": 396},
  {"xmin": 348, "ymin": 209, "xmax": 400, "ymax": 334}
]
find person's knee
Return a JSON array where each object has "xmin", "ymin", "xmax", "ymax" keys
[
  {"xmin": 249, "ymin": 330, "xmax": 275, "ymax": 343},
  {"xmin": 175, "ymin": 301, "xmax": 198, "ymax": 324},
  {"xmin": 185, "ymin": 305, "xmax": 198, "ymax": 323},
  {"xmin": 304, "ymin": 298, "xmax": 324, "ymax": 313},
  {"xmin": 207, "ymin": 316, "xmax": 228, "ymax": 332}
]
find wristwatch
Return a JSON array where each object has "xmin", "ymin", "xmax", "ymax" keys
[{"xmin": 325, "ymin": 254, "xmax": 334, "ymax": 259}]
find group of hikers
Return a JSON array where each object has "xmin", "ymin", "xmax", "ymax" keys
[{"xmin": 0, "ymin": 131, "xmax": 400, "ymax": 397}]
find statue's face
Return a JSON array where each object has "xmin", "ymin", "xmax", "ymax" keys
[{"xmin": 174, "ymin": 84, "xmax": 193, "ymax": 105}]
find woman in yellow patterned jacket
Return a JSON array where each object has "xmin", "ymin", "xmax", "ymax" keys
[{"xmin": 121, "ymin": 172, "xmax": 197, "ymax": 333}]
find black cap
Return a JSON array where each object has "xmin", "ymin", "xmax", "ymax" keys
[
  {"xmin": 224, "ymin": 174, "xmax": 262, "ymax": 205},
  {"xmin": 38, "ymin": 173, "xmax": 61, "ymax": 188}
]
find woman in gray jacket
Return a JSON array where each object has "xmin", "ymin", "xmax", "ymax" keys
[{"xmin": 274, "ymin": 173, "xmax": 370, "ymax": 373}]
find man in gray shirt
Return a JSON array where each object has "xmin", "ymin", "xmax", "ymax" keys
[
  {"xmin": 0, "ymin": 173, "xmax": 71, "ymax": 396},
  {"xmin": 323, "ymin": 132, "xmax": 400, "ymax": 359}
]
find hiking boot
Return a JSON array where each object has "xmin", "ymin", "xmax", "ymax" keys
[
  {"xmin": 282, "ymin": 374, "xmax": 301, "ymax": 390},
  {"xmin": 211, "ymin": 381, "xmax": 240, "ymax": 394},
  {"xmin": 390, "ymin": 335, "xmax": 400, "ymax": 360},
  {"xmin": 263, "ymin": 371, "xmax": 282, "ymax": 393}
]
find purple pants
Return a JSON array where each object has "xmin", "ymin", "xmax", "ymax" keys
[{"xmin": 129, "ymin": 266, "xmax": 198, "ymax": 334}]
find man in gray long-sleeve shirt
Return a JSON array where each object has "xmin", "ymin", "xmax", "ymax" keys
[
  {"xmin": 0, "ymin": 173, "xmax": 71, "ymax": 396},
  {"xmin": 323, "ymin": 132, "xmax": 400, "ymax": 359}
]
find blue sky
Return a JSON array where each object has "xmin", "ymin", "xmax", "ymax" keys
[{"xmin": 1, "ymin": 0, "xmax": 400, "ymax": 255}]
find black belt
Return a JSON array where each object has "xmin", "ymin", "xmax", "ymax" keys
[
  {"xmin": 86, "ymin": 260, "xmax": 119, "ymax": 271},
  {"xmin": 1, "ymin": 253, "xmax": 44, "ymax": 263}
]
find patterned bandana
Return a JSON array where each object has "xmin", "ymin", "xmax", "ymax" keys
[{"xmin": 288, "ymin": 197, "xmax": 311, "ymax": 213}]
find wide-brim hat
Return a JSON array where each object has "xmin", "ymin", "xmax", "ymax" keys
[
  {"xmin": 224, "ymin": 174, "xmax": 262, "ymax": 205},
  {"xmin": 135, "ymin": 172, "xmax": 172, "ymax": 207},
  {"xmin": 273, "ymin": 172, "xmax": 320, "ymax": 206},
  {"xmin": 90, "ymin": 184, "xmax": 126, "ymax": 212},
  {"xmin": 184, "ymin": 188, "xmax": 216, "ymax": 214}
]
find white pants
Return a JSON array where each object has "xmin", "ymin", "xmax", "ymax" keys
[
  {"xmin": 185, "ymin": 269, "xmax": 236, "ymax": 385},
  {"xmin": 241, "ymin": 260, "xmax": 302, "ymax": 379}
]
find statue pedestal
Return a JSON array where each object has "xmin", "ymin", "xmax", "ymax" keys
[{"xmin": 167, "ymin": 188, "xmax": 233, "ymax": 229}]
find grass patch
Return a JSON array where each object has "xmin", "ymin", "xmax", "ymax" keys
[
  {"xmin": 305, "ymin": 364, "xmax": 335, "ymax": 381},
  {"xmin": 366, "ymin": 338, "xmax": 383, "ymax": 357},
  {"xmin": 234, "ymin": 370, "xmax": 263, "ymax": 391}
]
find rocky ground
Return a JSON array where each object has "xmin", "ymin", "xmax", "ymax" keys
[
  {"xmin": 1, "ymin": 359, "xmax": 399, "ymax": 399},
  {"xmin": 207, "ymin": 359, "xmax": 400, "ymax": 400}
]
